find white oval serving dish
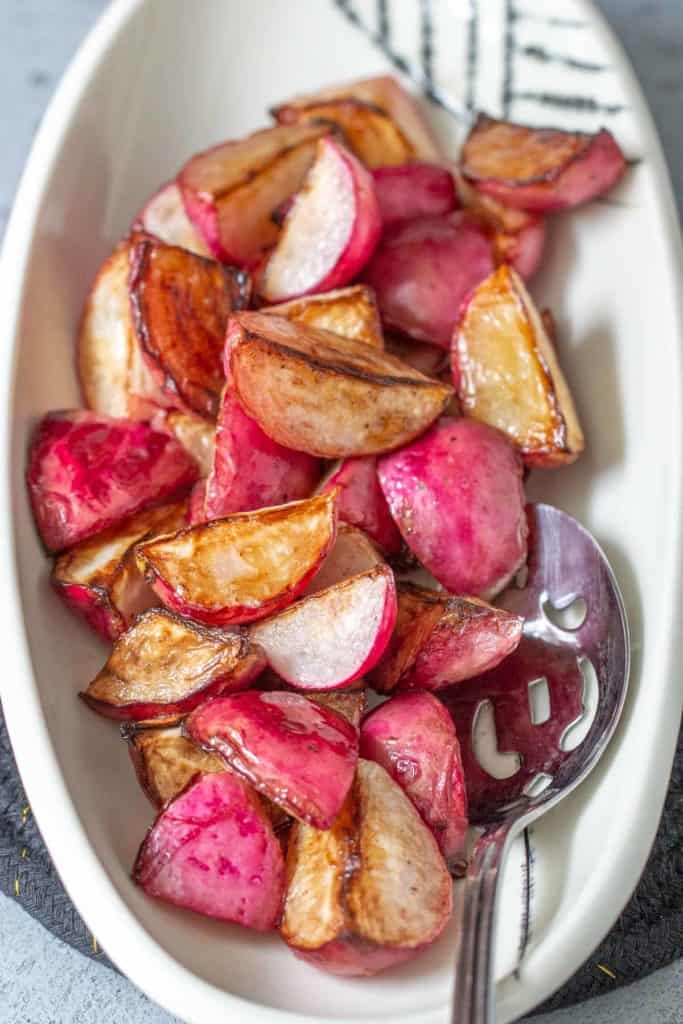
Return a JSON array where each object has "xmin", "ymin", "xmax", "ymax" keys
[{"xmin": 2, "ymin": 1, "xmax": 682, "ymax": 1021}]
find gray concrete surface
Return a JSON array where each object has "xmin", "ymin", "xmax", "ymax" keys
[{"xmin": 1, "ymin": 1, "xmax": 682, "ymax": 1021}]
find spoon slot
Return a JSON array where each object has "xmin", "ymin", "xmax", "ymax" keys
[
  {"xmin": 542, "ymin": 593, "xmax": 588, "ymax": 632},
  {"xmin": 559, "ymin": 656, "xmax": 599, "ymax": 751},
  {"xmin": 472, "ymin": 699, "xmax": 521, "ymax": 780}
]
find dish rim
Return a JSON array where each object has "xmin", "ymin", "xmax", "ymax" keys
[{"xmin": 1, "ymin": 2, "xmax": 682, "ymax": 1022}]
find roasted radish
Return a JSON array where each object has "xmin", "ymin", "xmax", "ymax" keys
[
  {"xmin": 185, "ymin": 690, "xmax": 358, "ymax": 828},
  {"xmin": 452, "ymin": 265, "xmax": 584, "ymax": 465},
  {"xmin": 363, "ymin": 212, "xmax": 495, "ymax": 348},
  {"xmin": 129, "ymin": 235, "xmax": 250, "ymax": 419},
  {"xmin": 309, "ymin": 524, "xmax": 383, "ymax": 593},
  {"xmin": 124, "ymin": 724, "xmax": 225, "ymax": 807},
  {"xmin": 250, "ymin": 565, "xmax": 397, "ymax": 690},
  {"xmin": 306, "ymin": 690, "xmax": 366, "ymax": 729},
  {"xmin": 52, "ymin": 501, "xmax": 186, "ymax": 642},
  {"xmin": 27, "ymin": 411, "xmax": 198, "ymax": 552},
  {"xmin": 133, "ymin": 181, "xmax": 211, "ymax": 256},
  {"xmin": 78, "ymin": 241, "xmax": 135, "ymax": 418},
  {"xmin": 372, "ymin": 162, "xmax": 457, "ymax": 226},
  {"xmin": 202, "ymin": 387, "xmax": 320, "ymax": 521},
  {"xmin": 80, "ymin": 610, "xmax": 265, "ymax": 721},
  {"xmin": 281, "ymin": 759, "xmax": 452, "ymax": 975},
  {"xmin": 378, "ymin": 418, "xmax": 527, "ymax": 598},
  {"xmin": 360, "ymin": 692, "xmax": 469, "ymax": 871},
  {"xmin": 272, "ymin": 75, "xmax": 440, "ymax": 167},
  {"xmin": 153, "ymin": 410, "xmax": 215, "ymax": 476},
  {"xmin": 461, "ymin": 115, "xmax": 626, "ymax": 211},
  {"xmin": 178, "ymin": 122, "xmax": 330, "ymax": 265},
  {"xmin": 319, "ymin": 457, "xmax": 402, "ymax": 555},
  {"xmin": 260, "ymin": 138, "xmax": 381, "ymax": 302},
  {"xmin": 133, "ymin": 770, "xmax": 284, "ymax": 930},
  {"xmin": 136, "ymin": 491, "xmax": 338, "ymax": 626},
  {"xmin": 369, "ymin": 583, "xmax": 523, "ymax": 693},
  {"xmin": 262, "ymin": 284, "xmax": 383, "ymax": 349},
  {"xmin": 226, "ymin": 313, "xmax": 451, "ymax": 457}
]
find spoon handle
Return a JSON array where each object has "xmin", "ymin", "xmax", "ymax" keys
[{"xmin": 451, "ymin": 822, "xmax": 513, "ymax": 1024}]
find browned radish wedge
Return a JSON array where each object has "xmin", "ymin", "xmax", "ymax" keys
[
  {"xmin": 262, "ymin": 284, "xmax": 383, "ymax": 348},
  {"xmin": 124, "ymin": 723, "xmax": 225, "ymax": 807},
  {"xmin": 80, "ymin": 610, "xmax": 265, "ymax": 721},
  {"xmin": 378, "ymin": 418, "xmax": 527, "ymax": 598},
  {"xmin": 78, "ymin": 241, "xmax": 134, "ymax": 418},
  {"xmin": 272, "ymin": 75, "xmax": 440, "ymax": 167},
  {"xmin": 27, "ymin": 411, "xmax": 198, "ymax": 553},
  {"xmin": 461, "ymin": 115, "xmax": 626, "ymax": 211},
  {"xmin": 363, "ymin": 212, "xmax": 495, "ymax": 348},
  {"xmin": 369, "ymin": 582, "xmax": 523, "ymax": 694},
  {"xmin": 152, "ymin": 411, "xmax": 215, "ymax": 476},
  {"xmin": 184, "ymin": 691, "xmax": 358, "ymax": 828},
  {"xmin": 133, "ymin": 770, "xmax": 284, "ymax": 930},
  {"xmin": 372, "ymin": 162, "xmax": 457, "ymax": 226},
  {"xmin": 136, "ymin": 491, "xmax": 338, "ymax": 626},
  {"xmin": 308, "ymin": 524, "xmax": 383, "ymax": 593},
  {"xmin": 319, "ymin": 457, "xmax": 402, "ymax": 555},
  {"xmin": 133, "ymin": 181, "xmax": 211, "ymax": 256},
  {"xmin": 360, "ymin": 692, "xmax": 469, "ymax": 872},
  {"xmin": 52, "ymin": 501, "xmax": 186, "ymax": 642},
  {"xmin": 452, "ymin": 265, "xmax": 584, "ymax": 466},
  {"xmin": 281, "ymin": 759, "xmax": 452, "ymax": 976},
  {"xmin": 129, "ymin": 235, "xmax": 250, "ymax": 419},
  {"xmin": 250, "ymin": 565, "xmax": 397, "ymax": 690},
  {"xmin": 259, "ymin": 139, "xmax": 381, "ymax": 302},
  {"xmin": 306, "ymin": 690, "xmax": 366, "ymax": 729},
  {"xmin": 178, "ymin": 122, "xmax": 330, "ymax": 266},
  {"xmin": 203, "ymin": 387, "xmax": 320, "ymax": 521},
  {"xmin": 227, "ymin": 313, "xmax": 452, "ymax": 457},
  {"xmin": 385, "ymin": 335, "xmax": 448, "ymax": 377}
]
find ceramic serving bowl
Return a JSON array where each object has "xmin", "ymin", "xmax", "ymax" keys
[{"xmin": 2, "ymin": 1, "xmax": 682, "ymax": 1021}]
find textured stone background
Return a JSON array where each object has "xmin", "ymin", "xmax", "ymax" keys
[{"xmin": 1, "ymin": 1, "xmax": 682, "ymax": 1021}]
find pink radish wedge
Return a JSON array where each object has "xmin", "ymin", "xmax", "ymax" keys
[
  {"xmin": 203, "ymin": 386, "xmax": 320, "ymax": 520},
  {"xmin": 319, "ymin": 457, "xmax": 402, "ymax": 555},
  {"xmin": 360, "ymin": 692, "xmax": 469, "ymax": 872},
  {"xmin": 133, "ymin": 181, "xmax": 211, "ymax": 256},
  {"xmin": 461, "ymin": 115, "xmax": 626, "ymax": 211},
  {"xmin": 27, "ymin": 411, "xmax": 198, "ymax": 553},
  {"xmin": 369, "ymin": 582, "xmax": 523, "ymax": 694},
  {"xmin": 135, "ymin": 491, "xmax": 338, "ymax": 626},
  {"xmin": 184, "ymin": 690, "xmax": 358, "ymax": 828},
  {"xmin": 378, "ymin": 417, "xmax": 527, "ymax": 598},
  {"xmin": 308, "ymin": 524, "xmax": 383, "ymax": 593},
  {"xmin": 250, "ymin": 565, "xmax": 396, "ymax": 690},
  {"xmin": 372, "ymin": 162, "xmax": 457, "ymax": 226},
  {"xmin": 132, "ymin": 770, "xmax": 284, "ymax": 930},
  {"xmin": 260, "ymin": 138, "xmax": 381, "ymax": 302},
  {"xmin": 363, "ymin": 212, "xmax": 495, "ymax": 348}
]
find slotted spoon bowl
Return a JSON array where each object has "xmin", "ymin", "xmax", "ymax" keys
[{"xmin": 451, "ymin": 503, "xmax": 630, "ymax": 1023}]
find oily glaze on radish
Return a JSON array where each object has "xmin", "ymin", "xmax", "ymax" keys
[
  {"xmin": 272, "ymin": 75, "xmax": 441, "ymax": 167},
  {"xmin": 378, "ymin": 417, "xmax": 527, "ymax": 598},
  {"xmin": 250, "ymin": 565, "xmax": 397, "ymax": 690},
  {"xmin": 260, "ymin": 138, "xmax": 381, "ymax": 302},
  {"xmin": 52, "ymin": 501, "xmax": 186, "ymax": 642},
  {"xmin": 81, "ymin": 610, "xmax": 265, "ymax": 721},
  {"xmin": 461, "ymin": 115, "xmax": 626, "ymax": 211},
  {"xmin": 369, "ymin": 582, "xmax": 523, "ymax": 693},
  {"xmin": 185, "ymin": 690, "xmax": 358, "ymax": 828},
  {"xmin": 179, "ymin": 122, "xmax": 330, "ymax": 266},
  {"xmin": 360, "ymin": 692, "xmax": 469, "ymax": 871},
  {"xmin": 136, "ymin": 491, "xmax": 338, "ymax": 626},
  {"xmin": 319, "ymin": 457, "xmax": 402, "ymax": 555},
  {"xmin": 281, "ymin": 759, "xmax": 452, "ymax": 975},
  {"xmin": 262, "ymin": 284, "xmax": 383, "ymax": 349},
  {"xmin": 27, "ymin": 411, "xmax": 198, "ymax": 552},
  {"xmin": 202, "ymin": 387, "xmax": 320, "ymax": 521},
  {"xmin": 452, "ymin": 265, "xmax": 584, "ymax": 465},
  {"xmin": 133, "ymin": 770, "xmax": 284, "ymax": 930},
  {"xmin": 363, "ymin": 212, "xmax": 495, "ymax": 348},
  {"xmin": 226, "ymin": 313, "xmax": 451, "ymax": 457}
]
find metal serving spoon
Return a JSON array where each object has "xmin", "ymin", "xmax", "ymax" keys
[{"xmin": 449, "ymin": 503, "xmax": 630, "ymax": 1024}]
